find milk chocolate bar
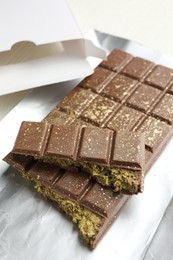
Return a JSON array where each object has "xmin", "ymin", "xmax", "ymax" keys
[
  {"xmin": 52, "ymin": 50, "xmax": 173, "ymax": 171},
  {"xmin": 12, "ymin": 122, "xmax": 145, "ymax": 194},
  {"xmin": 4, "ymin": 152, "xmax": 129, "ymax": 249},
  {"xmin": 4, "ymin": 49, "xmax": 173, "ymax": 248}
]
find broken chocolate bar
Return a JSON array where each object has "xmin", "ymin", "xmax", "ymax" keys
[
  {"xmin": 4, "ymin": 49, "xmax": 173, "ymax": 249},
  {"xmin": 12, "ymin": 122, "xmax": 145, "ymax": 194},
  {"xmin": 4, "ymin": 152, "xmax": 129, "ymax": 249}
]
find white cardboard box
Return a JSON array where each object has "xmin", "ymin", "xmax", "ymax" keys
[{"xmin": 0, "ymin": 0, "xmax": 105, "ymax": 96}]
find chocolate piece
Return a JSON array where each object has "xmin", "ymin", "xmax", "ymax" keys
[
  {"xmin": 4, "ymin": 48, "xmax": 173, "ymax": 249},
  {"xmin": 144, "ymin": 65, "xmax": 173, "ymax": 89},
  {"xmin": 122, "ymin": 57, "xmax": 154, "ymax": 80},
  {"xmin": 29, "ymin": 159, "xmax": 62, "ymax": 186},
  {"xmin": 4, "ymin": 153, "xmax": 129, "ymax": 249},
  {"xmin": 78, "ymin": 127, "xmax": 113, "ymax": 164},
  {"xmin": 59, "ymin": 86, "xmax": 97, "ymax": 116},
  {"xmin": 101, "ymin": 74, "xmax": 138, "ymax": 103},
  {"xmin": 105, "ymin": 106, "xmax": 144, "ymax": 131},
  {"xmin": 53, "ymin": 170, "xmax": 91, "ymax": 200},
  {"xmin": 12, "ymin": 121, "xmax": 51, "ymax": 156},
  {"xmin": 12, "ymin": 122, "xmax": 145, "ymax": 194},
  {"xmin": 80, "ymin": 182, "xmax": 121, "ymax": 217},
  {"xmin": 80, "ymin": 95, "xmax": 119, "ymax": 126},
  {"xmin": 46, "ymin": 124, "xmax": 80, "ymax": 159},
  {"xmin": 111, "ymin": 131, "xmax": 143, "ymax": 168},
  {"xmin": 136, "ymin": 116, "xmax": 172, "ymax": 153},
  {"xmin": 151, "ymin": 93, "xmax": 173, "ymax": 125},
  {"xmin": 80, "ymin": 67, "xmax": 115, "ymax": 93},
  {"xmin": 100, "ymin": 49, "xmax": 133, "ymax": 71},
  {"xmin": 127, "ymin": 84, "xmax": 161, "ymax": 113},
  {"xmin": 4, "ymin": 153, "xmax": 33, "ymax": 173}
]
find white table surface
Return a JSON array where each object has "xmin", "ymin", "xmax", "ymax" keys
[
  {"xmin": 68, "ymin": 0, "xmax": 173, "ymax": 57},
  {"xmin": 1, "ymin": 0, "xmax": 173, "ymax": 119}
]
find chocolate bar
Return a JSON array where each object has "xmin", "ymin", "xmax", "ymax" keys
[
  {"xmin": 4, "ymin": 152, "xmax": 129, "ymax": 249},
  {"xmin": 54, "ymin": 50, "xmax": 173, "ymax": 171},
  {"xmin": 12, "ymin": 121, "xmax": 145, "ymax": 194},
  {"xmin": 4, "ymin": 49, "xmax": 173, "ymax": 248}
]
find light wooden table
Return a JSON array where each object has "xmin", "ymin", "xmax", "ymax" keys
[{"xmin": 1, "ymin": 0, "xmax": 173, "ymax": 118}]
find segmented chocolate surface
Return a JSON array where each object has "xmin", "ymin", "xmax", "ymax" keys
[
  {"xmin": 4, "ymin": 49, "xmax": 173, "ymax": 248},
  {"xmin": 12, "ymin": 122, "xmax": 144, "ymax": 170},
  {"xmin": 53, "ymin": 49, "xmax": 173, "ymax": 169}
]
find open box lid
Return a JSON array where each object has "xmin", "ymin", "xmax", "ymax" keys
[{"xmin": 0, "ymin": 0, "xmax": 105, "ymax": 96}]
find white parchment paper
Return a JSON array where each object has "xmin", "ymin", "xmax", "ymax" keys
[{"xmin": 0, "ymin": 30, "xmax": 173, "ymax": 260}]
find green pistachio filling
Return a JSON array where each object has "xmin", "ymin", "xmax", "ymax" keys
[
  {"xmin": 22, "ymin": 172, "xmax": 101, "ymax": 246},
  {"xmin": 36, "ymin": 184, "xmax": 101, "ymax": 245},
  {"xmin": 43, "ymin": 157, "xmax": 139, "ymax": 193}
]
